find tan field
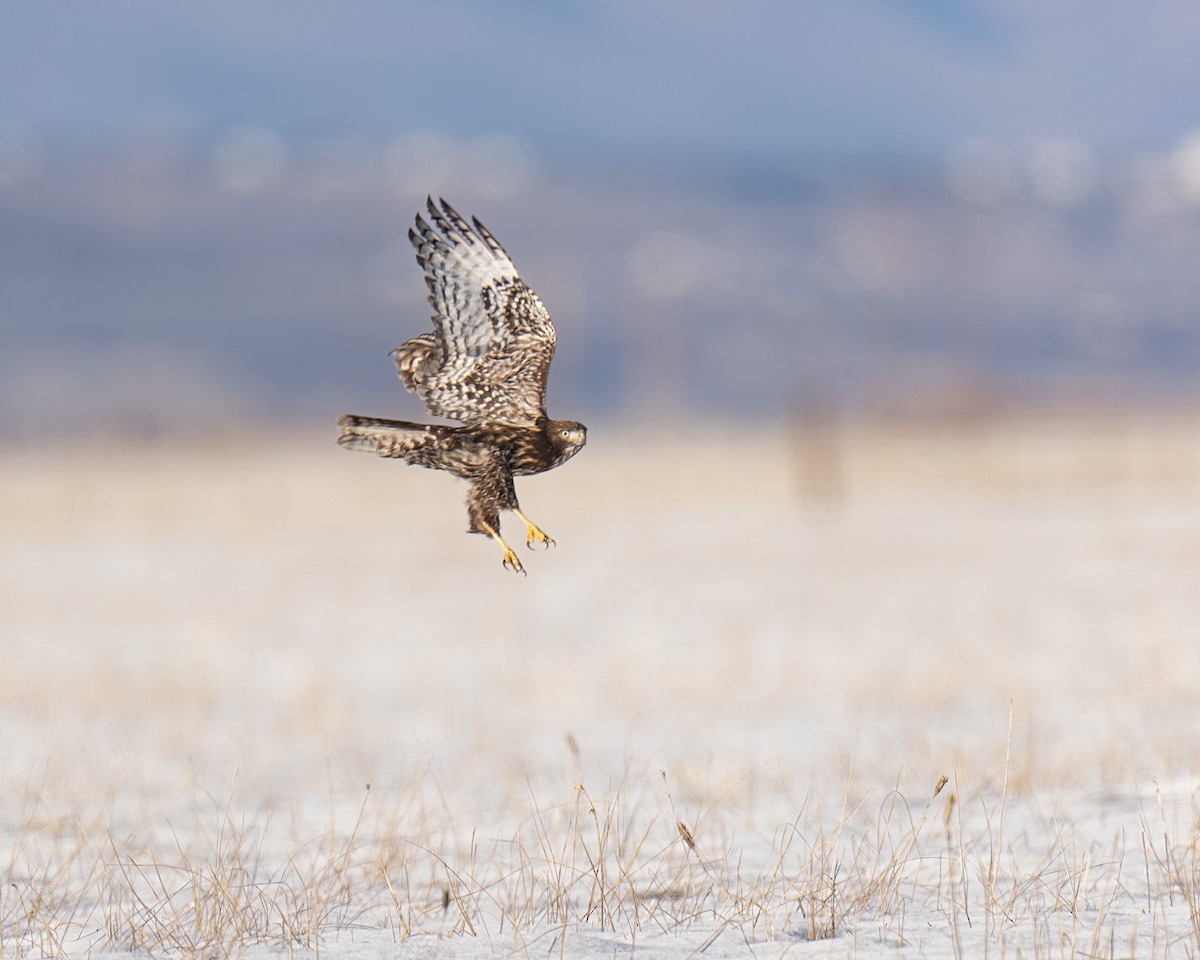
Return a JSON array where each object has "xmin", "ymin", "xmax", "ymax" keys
[{"xmin": 3, "ymin": 409, "xmax": 1200, "ymax": 958}]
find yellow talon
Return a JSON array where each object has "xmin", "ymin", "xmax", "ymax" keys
[
  {"xmin": 512, "ymin": 508, "xmax": 555, "ymax": 550},
  {"xmin": 478, "ymin": 520, "xmax": 526, "ymax": 574},
  {"xmin": 500, "ymin": 545, "xmax": 526, "ymax": 575}
]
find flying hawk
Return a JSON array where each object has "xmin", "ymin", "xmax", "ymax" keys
[{"xmin": 337, "ymin": 198, "xmax": 587, "ymax": 574}]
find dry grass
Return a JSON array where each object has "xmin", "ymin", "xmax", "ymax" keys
[
  {"xmin": 6, "ymin": 763, "xmax": 1200, "ymax": 957},
  {"xmin": 2, "ymin": 409, "xmax": 1200, "ymax": 957}
]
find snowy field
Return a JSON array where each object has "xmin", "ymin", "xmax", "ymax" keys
[{"xmin": 4, "ymin": 412, "xmax": 1200, "ymax": 958}]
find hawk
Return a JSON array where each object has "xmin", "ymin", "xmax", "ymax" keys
[{"xmin": 337, "ymin": 198, "xmax": 587, "ymax": 574}]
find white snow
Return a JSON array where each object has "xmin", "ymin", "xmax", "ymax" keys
[{"xmin": 2, "ymin": 415, "xmax": 1200, "ymax": 958}]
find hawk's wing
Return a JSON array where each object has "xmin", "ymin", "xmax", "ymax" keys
[{"xmin": 391, "ymin": 197, "xmax": 556, "ymax": 426}]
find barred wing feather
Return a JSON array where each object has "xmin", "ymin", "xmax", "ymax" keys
[{"xmin": 392, "ymin": 197, "xmax": 556, "ymax": 426}]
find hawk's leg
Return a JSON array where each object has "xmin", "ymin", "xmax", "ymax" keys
[
  {"xmin": 477, "ymin": 519, "xmax": 525, "ymax": 574},
  {"xmin": 467, "ymin": 463, "xmax": 526, "ymax": 575},
  {"xmin": 511, "ymin": 507, "xmax": 555, "ymax": 550}
]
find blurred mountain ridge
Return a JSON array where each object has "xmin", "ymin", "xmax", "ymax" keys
[{"xmin": 3, "ymin": 134, "xmax": 1200, "ymax": 439}]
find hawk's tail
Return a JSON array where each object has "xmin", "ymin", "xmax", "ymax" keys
[{"xmin": 336, "ymin": 415, "xmax": 440, "ymax": 458}]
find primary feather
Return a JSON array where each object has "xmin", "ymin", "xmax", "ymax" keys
[{"xmin": 390, "ymin": 197, "xmax": 557, "ymax": 426}]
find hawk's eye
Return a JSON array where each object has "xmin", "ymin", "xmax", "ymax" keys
[{"xmin": 560, "ymin": 429, "xmax": 570, "ymax": 438}]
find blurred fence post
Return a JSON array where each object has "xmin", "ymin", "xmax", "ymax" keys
[{"xmin": 788, "ymin": 399, "xmax": 846, "ymax": 505}]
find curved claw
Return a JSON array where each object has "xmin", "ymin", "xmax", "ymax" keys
[
  {"xmin": 501, "ymin": 548, "xmax": 527, "ymax": 575},
  {"xmin": 523, "ymin": 524, "xmax": 555, "ymax": 551}
]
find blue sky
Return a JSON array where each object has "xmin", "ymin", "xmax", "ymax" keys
[
  {"xmin": 3, "ymin": 1, "xmax": 1198, "ymax": 161},
  {"xmin": 4, "ymin": 2, "xmax": 1200, "ymax": 429}
]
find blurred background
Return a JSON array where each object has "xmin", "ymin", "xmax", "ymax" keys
[
  {"xmin": 4, "ymin": 14, "xmax": 1200, "ymax": 951},
  {"xmin": 3, "ymin": 0, "xmax": 1200, "ymax": 439}
]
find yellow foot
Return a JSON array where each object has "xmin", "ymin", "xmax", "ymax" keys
[
  {"xmin": 513, "ymin": 509, "xmax": 555, "ymax": 550},
  {"xmin": 524, "ymin": 522, "xmax": 555, "ymax": 549},
  {"xmin": 477, "ymin": 521, "xmax": 528, "ymax": 575},
  {"xmin": 500, "ymin": 544, "xmax": 526, "ymax": 575}
]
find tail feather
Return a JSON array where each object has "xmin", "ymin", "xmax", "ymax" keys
[{"xmin": 336, "ymin": 415, "xmax": 439, "ymax": 458}]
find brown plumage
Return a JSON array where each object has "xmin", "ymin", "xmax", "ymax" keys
[{"xmin": 337, "ymin": 198, "xmax": 587, "ymax": 574}]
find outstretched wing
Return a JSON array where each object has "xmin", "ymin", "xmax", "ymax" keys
[{"xmin": 390, "ymin": 197, "xmax": 556, "ymax": 426}]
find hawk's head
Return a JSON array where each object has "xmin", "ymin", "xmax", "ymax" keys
[{"xmin": 544, "ymin": 419, "xmax": 587, "ymax": 466}]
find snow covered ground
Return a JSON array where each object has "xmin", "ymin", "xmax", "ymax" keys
[{"xmin": 3, "ymin": 413, "xmax": 1200, "ymax": 958}]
